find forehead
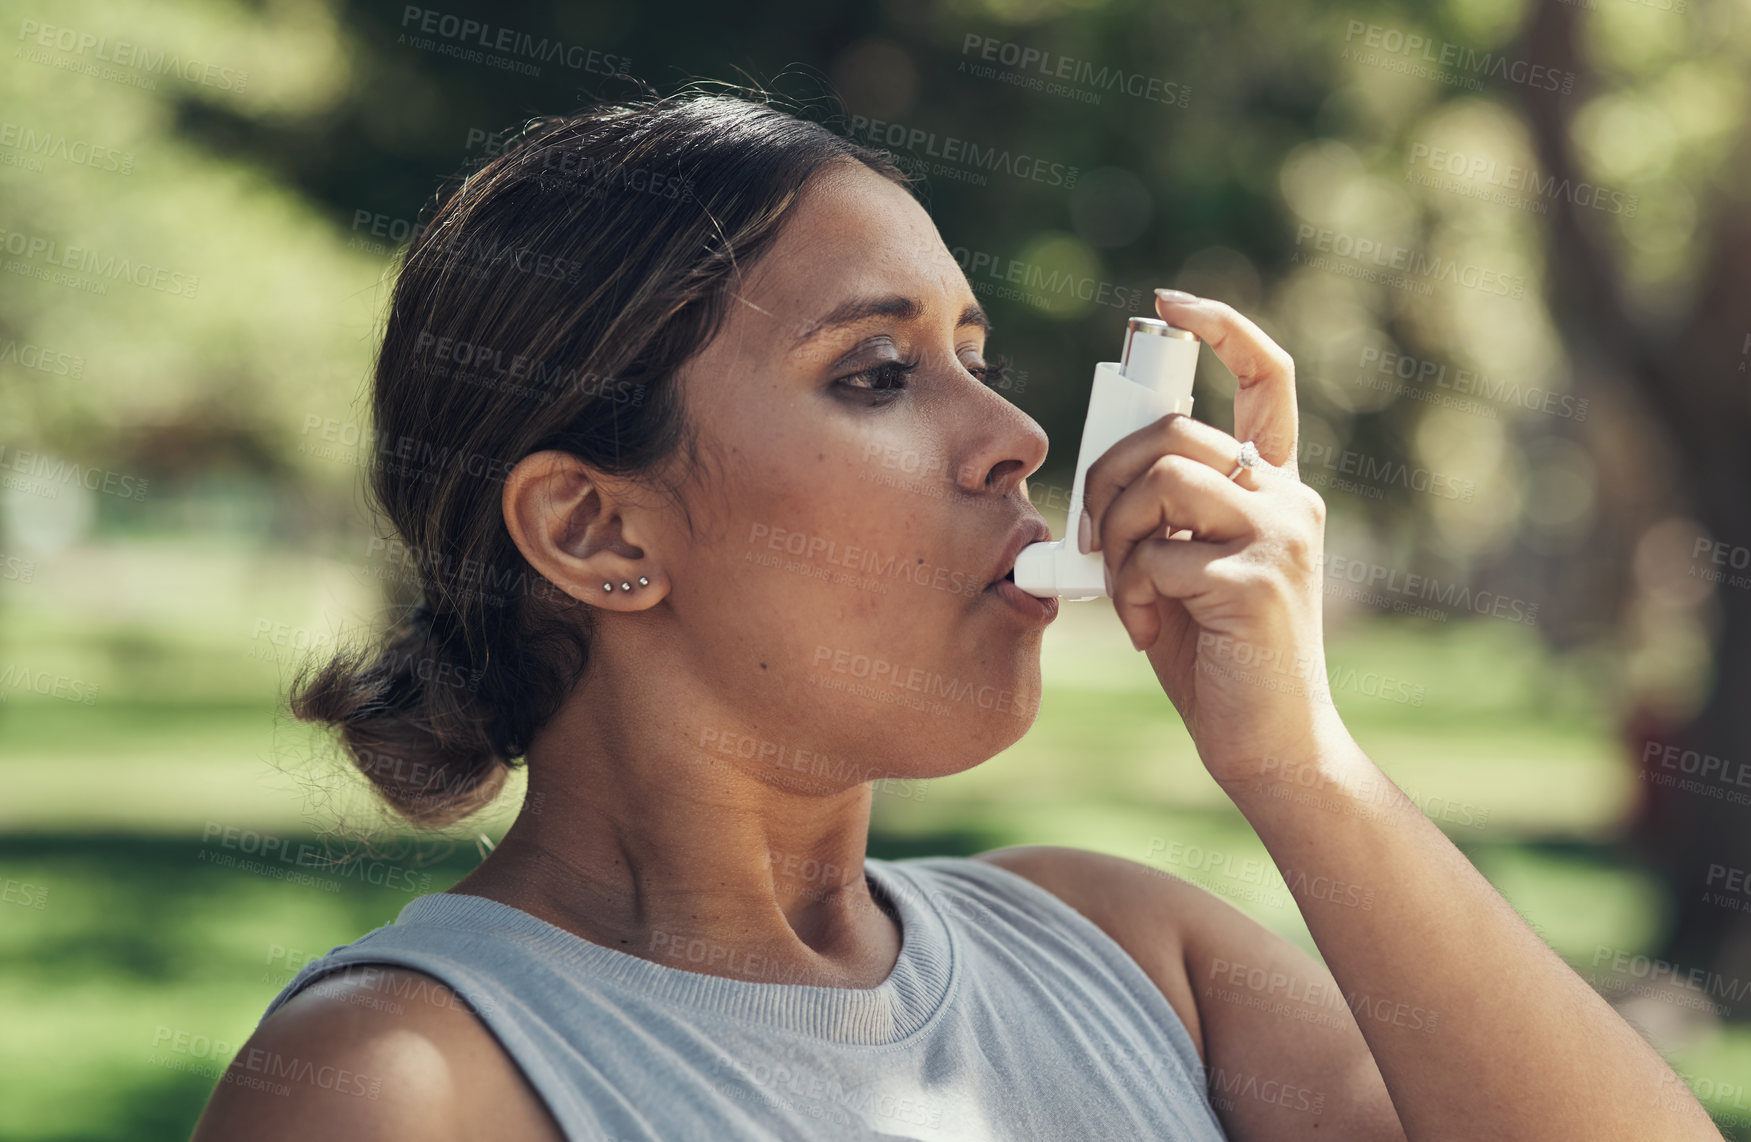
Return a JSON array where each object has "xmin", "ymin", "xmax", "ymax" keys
[{"xmin": 738, "ymin": 163, "xmax": 970, "ymax": 338}]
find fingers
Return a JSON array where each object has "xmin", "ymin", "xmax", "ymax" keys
[
  {"xmin": 1078, "ymin": 413, "xmax": 1260, "ymax": 560},
  {"xmin": 1153, "ymin": 290, "xmax": 1299, "ymax": 473},
  {"xmin": 1093, "ymin": 454, "xmax": 1254, "ymax": 596},
  {"xmin": 1109, "ymin": 536, "xmax": 1239, "ymax": 651}
]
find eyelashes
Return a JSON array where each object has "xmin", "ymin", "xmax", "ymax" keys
[
  {"xmin": 839, "ymin": 352, "xmax": 1013, "ymax": 398},
  {"xmin": 970, "ymin": 353, "xmax": 1013, "ymax": 389},
  {"xmin": 842, "ymin": 357, "xmax": 921, "ymax": 395}
]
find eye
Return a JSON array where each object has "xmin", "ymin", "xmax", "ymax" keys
[
  {"xmin": 967, "ymin": 352, "xmax": 1013, "ymax": 390},
  {"xmin": 836, "ymin": 357, "xmax": 921, "ymax": 398}
]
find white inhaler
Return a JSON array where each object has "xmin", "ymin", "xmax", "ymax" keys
[{"xmin": 1011, "ymin": 316, "xmax": 1201, "ymax": 600}]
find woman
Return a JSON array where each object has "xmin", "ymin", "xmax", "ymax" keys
[{"xmin": 190, "ymin": 89, "xmax": 1719, "ymax": 1141}]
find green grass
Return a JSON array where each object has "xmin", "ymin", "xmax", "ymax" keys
[{"xmin": 1, "ymin": 537, "xmax": 1748, "ymax": 1139}]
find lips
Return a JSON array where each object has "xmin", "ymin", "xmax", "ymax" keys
[{"xmin": 989, "ymin": 517, "xmax": 1052, "ymax": 588}]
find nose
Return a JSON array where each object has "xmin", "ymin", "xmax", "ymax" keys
[{"xmin": 954, "ymin": 388, "xmax": 1049, "ymax": 498}]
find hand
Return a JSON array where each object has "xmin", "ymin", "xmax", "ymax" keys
[{"xmin": 1081, "ymin": 290, "xmax": 1345, "ymax": 781}]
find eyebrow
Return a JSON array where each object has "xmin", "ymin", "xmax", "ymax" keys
[{"xmin": 790, "ymin": 295, "xmax": 993, "ymax": 352}]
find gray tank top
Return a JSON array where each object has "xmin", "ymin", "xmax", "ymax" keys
[{"xmin": 261, "ymin": 855, "xmax": 1229, "ymax": 1140}]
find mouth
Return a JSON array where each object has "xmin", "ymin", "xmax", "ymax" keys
[{"xmin": 988, "ymin": 517, "xmax": 1053, "ymax": 589}]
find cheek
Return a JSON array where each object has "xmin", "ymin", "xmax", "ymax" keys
[{"xmin": 689, "ymin": 400, "xmax": 991, "ymax": 664}]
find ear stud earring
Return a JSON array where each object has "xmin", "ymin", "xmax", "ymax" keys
[{"xmin": 603, "ymin": 576, "xmax": 651, "ymax": 592}]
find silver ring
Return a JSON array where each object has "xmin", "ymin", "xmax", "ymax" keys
[{"xmin": 1227, "ymin": 440, "xmax": 1261, "ymax": 481}]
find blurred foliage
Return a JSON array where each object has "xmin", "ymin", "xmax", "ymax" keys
[
  {"xmin": 4, "ymin": 0, "xmax": 1744, "ymax": 712},
  {"xmin": 5, "ymin": 0, "xmax": 1751, "ymax": 1136}
]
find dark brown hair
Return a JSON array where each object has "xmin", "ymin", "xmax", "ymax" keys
[{"xmin": 292, "ymin": 87, "xmax": 912, "ymax": 827}]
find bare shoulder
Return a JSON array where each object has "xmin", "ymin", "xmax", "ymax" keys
[
  {"xmin": 189, "ymin": 964, "xmax": 563, "ymax": 1142},
  {"xmin": 971, "ymin": 844, "xmax": 1211, "ymax": 1058}
]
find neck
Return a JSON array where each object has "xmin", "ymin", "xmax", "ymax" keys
[{"xmin": 447, "ymin": 653, "xmax": 902, "ymax": 989}]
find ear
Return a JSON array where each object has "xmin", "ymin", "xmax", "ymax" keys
[{"xmin": 501, "ymin": 450, "xmax": 667, "ymax": 610}]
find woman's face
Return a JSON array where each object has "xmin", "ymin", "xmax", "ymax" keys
[{"xmin": 656, "ymin": 160, "xmax": 1056, "ymax": 790}]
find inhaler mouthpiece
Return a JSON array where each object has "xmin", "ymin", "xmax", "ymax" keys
[{"xmin": 1011, "ymin": 316, "xmax": 1200, "ymax": 600}]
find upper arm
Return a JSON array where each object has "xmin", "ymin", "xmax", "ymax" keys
[
  {"xmin": 189, "ymin": 965, "xmax": 563, "ymax": 1142},
  {"xmin": 973, "ymin": 844, "xmax": 1408, "ymax": 1142}
]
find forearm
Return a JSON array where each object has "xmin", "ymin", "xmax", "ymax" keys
[{"xmin": 1214, "ymin": 723, "xmax": 1720, "ymax": 1142}]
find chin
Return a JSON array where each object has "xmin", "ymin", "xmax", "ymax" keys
[{"xmin": 910, "ymin": 701, "xmax": 1043, "ymax": 783}]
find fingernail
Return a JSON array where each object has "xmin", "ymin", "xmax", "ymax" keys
[
  {"xmin": 1155, "ymin": 288, "xmax": 1196, "ymax": 304},
  {"xmin": 1078, "ymin": 507, "xmax": 1092, "ymax": 555}
]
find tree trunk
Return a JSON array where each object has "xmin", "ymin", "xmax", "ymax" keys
[{"xmin": 1520, "ymin": 0, "xmax": 1751, "ymax": 1016}]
